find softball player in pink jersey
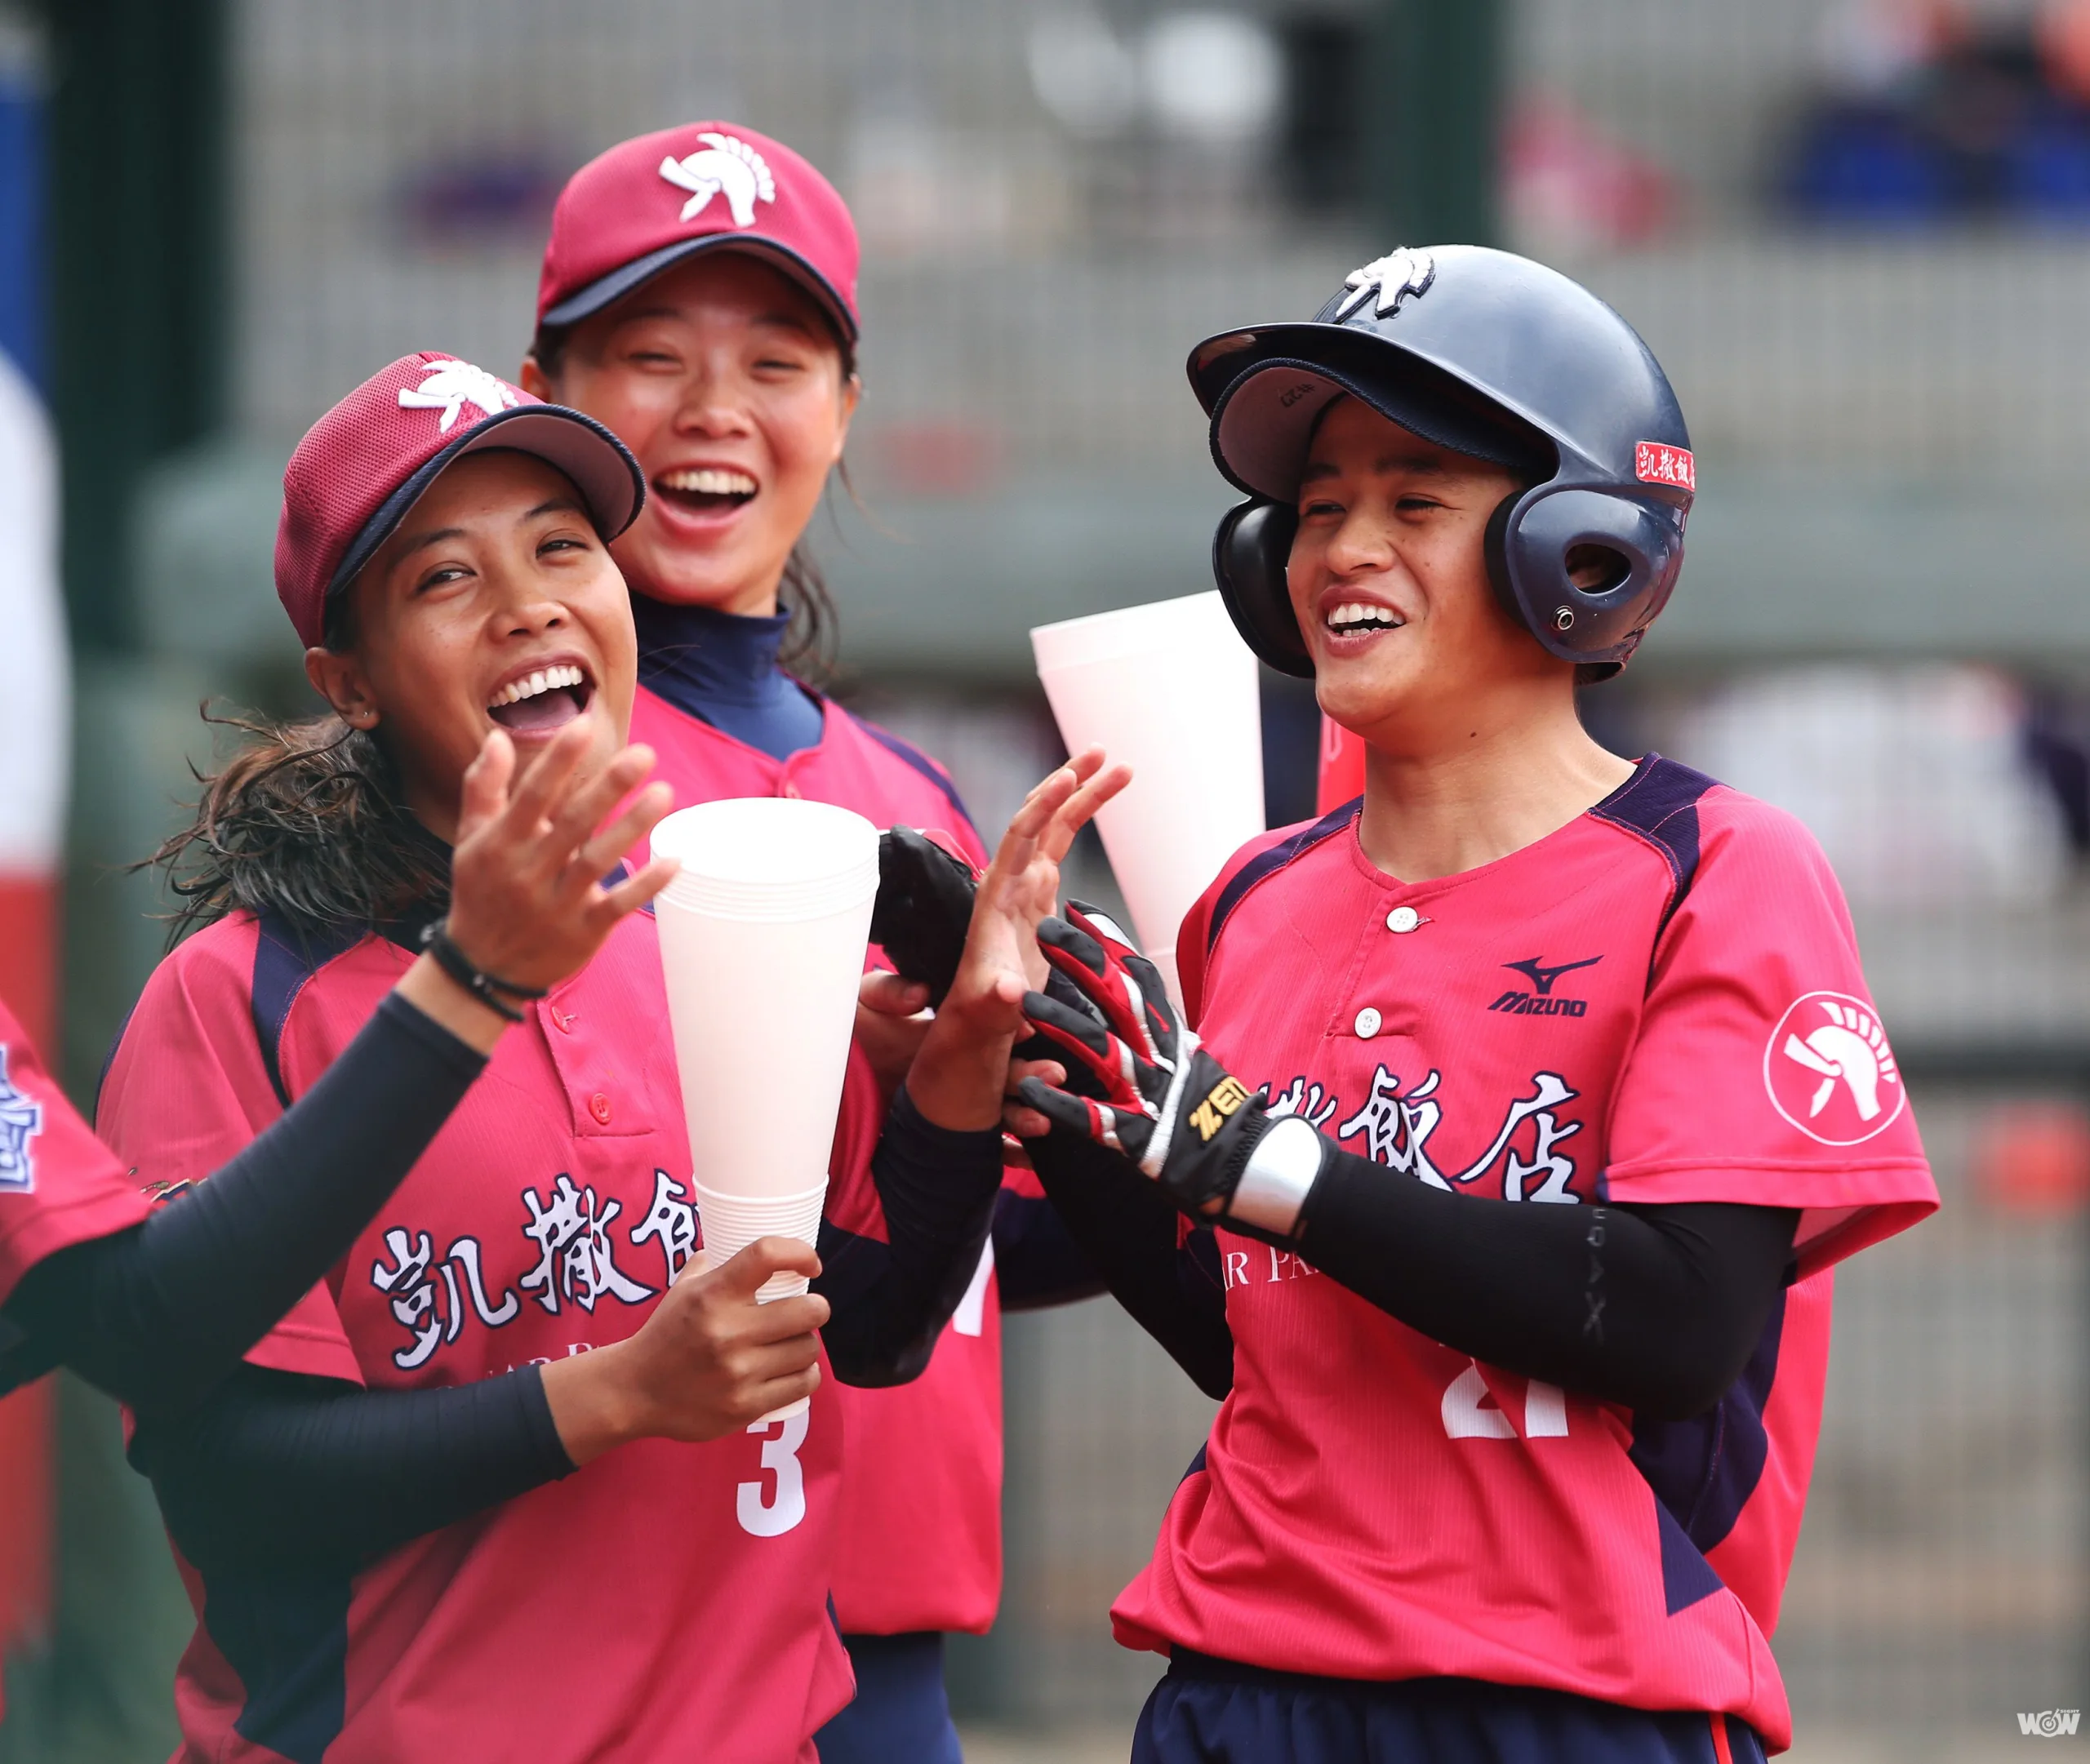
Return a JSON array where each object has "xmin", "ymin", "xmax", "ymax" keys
[
  {"xmin": 520, "ymin": 122, "xmax": 1104, "ymax": 1761},
  {"xmin": 101, "ymin": 353, "xmax": 1118, "ymax": 1762},
  {"xmin": 1010, "ymin": 247, "xmax": 1940, "ymax": 1762}
]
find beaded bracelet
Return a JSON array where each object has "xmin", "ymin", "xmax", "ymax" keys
[{"xmin": 418, "ymin": 920, "xmax": 548, "ymax": 1024}]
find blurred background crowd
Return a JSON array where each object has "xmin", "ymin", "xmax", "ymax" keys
[{"xmin": 0, "ymin": 1, "xmax": 2086, "ymax": 1758}]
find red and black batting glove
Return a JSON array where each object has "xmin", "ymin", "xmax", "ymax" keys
[{"xmin": 1016, "ymin": 903, "xmax": 1326, "ymax": 1241}]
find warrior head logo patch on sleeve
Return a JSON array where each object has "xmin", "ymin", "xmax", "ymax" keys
[
  {"xmin": 1335, "ymin": 247, "xmax": 1437, "ymax": 322},
  {"xmin": 659, "ymin": 132, "xmax": 777, "ymax": 228},
  {"xmin": 0, "ymin": 1046, "xmax": 45, "ymax": 1193},
  {"xmin": 1764, "ymin": 992, "xmax": 1905, "ymax": 1146}
]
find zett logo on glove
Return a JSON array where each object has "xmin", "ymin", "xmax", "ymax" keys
[{"xmin": 1190, "ymin": 1075, "xmax": 1253, "ymax": 1143}]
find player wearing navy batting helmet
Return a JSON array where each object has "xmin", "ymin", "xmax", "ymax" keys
[{"xmin": 1002, "ymin": 246, "xmax": 1937, "ymax": 1764}]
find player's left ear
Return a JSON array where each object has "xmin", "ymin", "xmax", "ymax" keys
[{"xmin": 305, "ymin": 646, "xmax": 381, "ymax": 731}]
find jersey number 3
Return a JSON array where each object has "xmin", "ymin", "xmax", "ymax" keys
[
  {"xmin": 1441, "ymin": 1361, "xmax": 1570, "ymax": 1440},
  {"xmin": 736, "ymin": 1411, "xmax": 810, "ymax": 1536}
]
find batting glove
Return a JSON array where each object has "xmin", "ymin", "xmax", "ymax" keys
[
  {"xmin": 870, "ymin": 827, "xmax": 978, "ymax": 1006},
  {"xmin": 1016, "ymin": 903, "xmax": 1326, "ymax": 1239},
  {"xmin": 867, "ymin": 833, "xmax": 1109, "ymax": 1101}
]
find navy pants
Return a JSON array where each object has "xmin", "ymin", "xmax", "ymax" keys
[
  {"xmin": 816, "ymin": 1631, "xmax": 963, "ymax": 1764},
  {"xmin": 1135, "ymin": 1651, "xmax": 1766, "ymax": 1764}
]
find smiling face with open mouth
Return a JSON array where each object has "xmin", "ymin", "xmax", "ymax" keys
[
  {"xmin": 523, "ymin": 251, "xmax": 858, "ymax": 620},
  {"xmin": 1286, "ymin": 397, "xmax": 1553, "ymax": 741},
  {"xmin": 305, "ymin": 449, "xmax": 638, "ymax": 844}
]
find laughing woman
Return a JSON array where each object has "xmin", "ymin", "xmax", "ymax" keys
[
  {"xmin": 522, "ymin": 125, "xmax": 1106, "ymax": 1759},
  {"xmin": 99, "ymin": 354, "xmax": 1120, "ymax": 1762}
]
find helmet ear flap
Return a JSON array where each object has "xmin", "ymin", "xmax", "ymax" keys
[
  {"xmin": 1212, "ymin": 498, "xmax": 1313, "ymax": 678},
  {"xmin": 1482, "ymin": 489, "xmax": 1523, "ymax": 628}
]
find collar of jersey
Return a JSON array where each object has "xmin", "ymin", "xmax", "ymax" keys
[{"xmin": 1340, "ymin": 753, "xmax": 1658, "ymax": 899}]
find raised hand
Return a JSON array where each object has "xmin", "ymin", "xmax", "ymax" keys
[
  {"xmin": 397, "ymin": 721, "xmax": 678, "ymax": 1050},
  {"xmin": 903, "ymin": 749, "xmax": 1132, "ymax": 1131}
]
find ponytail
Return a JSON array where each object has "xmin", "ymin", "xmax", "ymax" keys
[{"xmin": 150, "ymin": 709, "xmax": 451, "ymax": 948}]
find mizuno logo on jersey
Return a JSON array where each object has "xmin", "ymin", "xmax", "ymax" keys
[
  {"xmin": 1489, "ymin": 954, "xmax": 1600, "ymax": 1017},
  {"xmin": 1190, "ymin": 1074, "xmax": 1253, "ymax": 1142}
]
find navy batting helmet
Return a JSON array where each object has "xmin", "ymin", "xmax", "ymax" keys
[{"xmin": 1189, "ymin": 244, "xmax": 1693, "ymax": 681}]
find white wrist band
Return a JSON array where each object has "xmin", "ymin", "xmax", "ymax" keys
[{"xmin": 1229, "ymin": 1115, "xmax": 1323, "ymax": 1237}]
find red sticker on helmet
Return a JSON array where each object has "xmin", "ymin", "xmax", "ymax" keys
[{"xmin": 1635, "ymin": 442, "xmax": 1694, "ymax": 490}]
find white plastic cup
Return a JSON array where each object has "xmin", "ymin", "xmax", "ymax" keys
[
  {"xmin": 650, "ymin": 799, "xmax": 876, "ymax": 1210},
  {"xmin": 691, "ymin": 1181, "xmax": 830, "ymax": 1300},
  {"xmin": 651, "ymin": 798, "xmax": 877, "ymax": 1424},
  {"xmin": 696, "ymin": 1179, "xmax": 829, "ymax": 1420},
  {"xmin": 1032, "ymin": 591, "xmax": 1265, "ymax": 996}
]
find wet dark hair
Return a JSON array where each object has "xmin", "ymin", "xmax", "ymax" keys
[
  {"xmin": 530, "ymin": 301, "xmax": 857, "ymax": 686},
  {"xmin": 149, "ymin": 707, "xmax": 450, "ymax": 949}
]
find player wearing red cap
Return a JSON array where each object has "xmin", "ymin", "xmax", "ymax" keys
[
  {"xmin": 521, "ymin": 122, "xmax": 1098, "ymax": 1760},
  {"xmin": 1009, "ymin": 251, "xmax": 1941, "ymax": 1762},
  {"xmin": 100, "ymin": 353, "xmax": 1117, "ymax": 1762}
]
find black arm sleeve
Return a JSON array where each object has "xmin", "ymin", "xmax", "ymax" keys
[
  {"xmin": 1027, "ymin": 1133, "xmax": 1234, "ymax": 1400},
  {"xmin": 813, "ymin": 1087, "xmax": 1006, "ymax": 1388},
  {"xmin": 129, "ymin": 1362, "xmax": 574, "ymax": 1575},
  {"xmin": 1297, "ymin": 1145, "xmax": 1798, "ymax": 1420},
  {"xmin": 989, "ymin": 1187, "xmax": 1107, "ymax": 1312},
  {"xmin": 0, "ymin": 994, "xmax": 487, "ymax": 1414}
]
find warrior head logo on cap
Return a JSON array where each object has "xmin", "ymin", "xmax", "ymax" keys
[
  {"xmin": 0, "ymin": 1046, "xmax": 44, "ymax": 1193},
  {"xmin": 1763, "ymin": 991, "xmax": 1905, "ymax": 1147},
  {"xmin": 397, "ymin": 358, "xmax": 519, "ymax": 432},
  {"xmin": 659, "ymin": 132, "xmax": 776, "ymax": 229},
  {"xmin": 1335, "ymin": 247, "xmax": 1437, "ymax": 322}
]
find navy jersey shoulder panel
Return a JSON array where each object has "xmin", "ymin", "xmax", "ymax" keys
[
  {"xmin": 251, "ymin": 913, "xmax": 367, "ymax": 1110},
  {"xmin": 202, "ymin": 1564, "xmax": 352, "ymax": 1764},
  {"xmin": 846, "ymin": 713, "xmax": 979, "ymax": 838},
  {"xmin": 1207, "ymin": 799, "xmax": 1361, "ymax": 959},
  {"xmin": 1586, "ymin": 754, "xmax": 1718, "ymax": 934},
  {"xmin": 93, "ymin": 999, "xmax": 141, "ymax": 1122},
  {"xmin": 1652, "ymin": 1500, "xmax": 1728, "ymax": 1617},
  {"xmin": 1628, "ymin": 1286, "xmax": 1786, "ymax": 1609}
]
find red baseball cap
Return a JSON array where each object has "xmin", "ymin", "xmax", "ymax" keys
[
  {"xmin": 536, "ymin": 122, "xmax": 859, "ymax": 344},
  {"xmin": 275, "ymin": 352, "xmax": 646, "ymax": 648}
]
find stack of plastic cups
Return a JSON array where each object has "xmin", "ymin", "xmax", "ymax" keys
[
  {"xmin": 1032, "ymin": 590, "xmax": 1265, "ymax": 1000},
  {"xmin": 649, "ymin": 798, "xmax": 880, "ymax": 1419}
]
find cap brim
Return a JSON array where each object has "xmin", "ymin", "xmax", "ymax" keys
[
  {"xmin": 540, "ymin": 233, "xmax": 858, "ymax": 344},
  {"xmin": 1207, "ymin": 347, "xmax": 1554, "ymax": 502},
  {"xmin": 327, "ymin": 404, "xmax": 647, "ymax": 603}
]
